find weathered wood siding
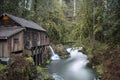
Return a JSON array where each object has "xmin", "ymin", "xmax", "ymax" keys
[
  {"xmin": 24, "ymin": 29, "xmax": 49, "ymax": 49},
  {"xmin": 0, "ymin": 40, "xmax": 9, "ymax": 57},
  {"xmin": 39, "ymin": 32, "xmax": 49, "ymax": 46},
  {"xmin": 8, "ymin": 31, "xmax": 23, "ymax": 53}
]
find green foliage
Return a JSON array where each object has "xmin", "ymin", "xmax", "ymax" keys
[
  {"xmin": 26, "ymin": 56, "xmax": 34, "ymax": 64},
  {"xmin": 0, "ymin": 0, "xmax": 34, "ymax": 20},
  {"xmin": 37, "ymin": 66, "xmax": 53, "ymax": 80},
  {"xmin": 0, "ymin": 56, "xmax": 53, "ymax": 80},
  {"xmin": 68, "ymin": 0, "xmax": 120, "ymax": 53},
  {"xmin": 102, "ymin": 48, "xmax": 120, "ymax": 80},
  {"xmin": 0, "ymin": 64, "xmax": 6, "ymax": 72},
  {"xmin": 37, "ymin": 0, "xmax": 69, "ymax": 43},
  {"xmin": 102, "ymin": 0, "xmax": 120, "ymax": 44},
  {"xmin": 0, "ymin": 64, "xmax": 7, "ymax": 80},
  {"xmin": 7, "ymin": 55, "xmax": 36, "ymax": 80},
  {"xmin": 0, "ymin": 64, "xmax": 6, "ymax": 75},
  {"xmin": 91, "ymin": 47, "xmax": 120, "ymax": 80}
]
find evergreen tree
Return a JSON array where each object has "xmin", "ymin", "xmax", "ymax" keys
[{"xmin": 0, "ymin": 0, "xmax": 34, "ymax": 20}]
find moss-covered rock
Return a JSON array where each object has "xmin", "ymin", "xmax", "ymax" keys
[{"xmin": 37, "ymin": 66, "xmax": 54, "ymax": 80}]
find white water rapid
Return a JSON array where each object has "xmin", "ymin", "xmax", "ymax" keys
[
  {"xmin": 49, "ymin": 46, "xmax": 61, "ymax": 60},
  {"xmin": 48, "ymin": 47, "xmax": 99, "ymax": 80}
]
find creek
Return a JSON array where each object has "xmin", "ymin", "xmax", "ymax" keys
[{"xmin": 48, "ymin": 46, "xmax": 99, "ymax": 80}]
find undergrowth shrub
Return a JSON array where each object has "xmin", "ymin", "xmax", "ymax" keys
[
  {"xmin": 7, "ymin": 55, "xmax": 36, "ymax": 80},
  {"xmin": 91, "ymin": 47, "xmax": 120, "ymax": 80}
]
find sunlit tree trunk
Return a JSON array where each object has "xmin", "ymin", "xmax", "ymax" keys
[
  {"xmin": 73, "ymin": 0, "xmax": 76, "ymax": 16},
  {"xmin": 59, "ymin": 0, "xmax": 62, "ymax": 6}
]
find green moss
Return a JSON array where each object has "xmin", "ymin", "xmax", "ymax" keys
[
  {"xmin": 0, "ymin": 64, "xmax": 6, "ymax": 74},
  {"xmin": 26, "ymin": 56, "xmax": 34, "ymax": 65},
  {"xmin": 37, "ymin": 66, "xmax": 53, "ymax": 80},
  {"xmin": 0, "ymin": 64, "xmax": 6, "ymax": 70}
]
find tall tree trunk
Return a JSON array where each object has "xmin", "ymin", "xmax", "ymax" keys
[
  {"xmin": 34, "ymin": 0, "xmax": 39, "ymax": 23},
  {"xmin": 59, "ymin": 0, "xmax": 62, "ymax": 6},
  {"xmin": 73, "ymin": 0, "xmax": 76, "ymax": 16}
]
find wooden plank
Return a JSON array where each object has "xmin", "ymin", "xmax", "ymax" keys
[{"xmin": 9, "ymin": 31, "xmax": 23, "ymax": 52}]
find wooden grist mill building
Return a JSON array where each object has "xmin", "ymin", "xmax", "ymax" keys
[{"xmin": 0, "ymin": 13, "xmax": 50, "ymax": 65}]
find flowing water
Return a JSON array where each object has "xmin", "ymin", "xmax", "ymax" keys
[
  {"xmin": 49, "ymin": 46, "xmax": 61, "ymax": 60},
  {"xmin": 48, "ymin": 47, "xmax": 99, "ymax": 80}
]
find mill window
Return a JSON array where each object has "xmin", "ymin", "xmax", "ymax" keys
[{"xmin": 14, "ymin": 38, "xmax": 19, "ymax": 44}]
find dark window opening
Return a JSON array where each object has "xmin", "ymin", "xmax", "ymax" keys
[
  {"xmin": 12, "ymin": 50, "xmax": 23, "ymax": 54},
  {"xmin": 45, "ymin": 35, "xmax": 48, "ymax": 38},
  {"xmin": 14, "ymin": 38, "xmax": 19, "ymax": 44}
]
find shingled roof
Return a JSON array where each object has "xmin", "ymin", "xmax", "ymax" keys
[
  {"xmin": 2, "ymin": 13, "xmax": 46, "ymax": 31},
  {"xmin": 0, "ymin": 28, "xmax": 24, "ymax": 39}
]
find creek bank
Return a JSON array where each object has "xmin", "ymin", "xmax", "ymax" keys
[{"xmin": 90, "ymin": 47, "xmax": 120, "ymax": 80}]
